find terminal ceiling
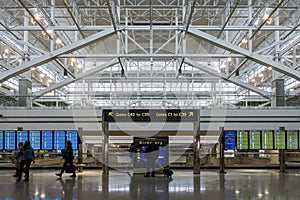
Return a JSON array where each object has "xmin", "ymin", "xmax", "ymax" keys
[{"xmin": 0, "ymin": 0, "xmax": 299, "ymax": 108}]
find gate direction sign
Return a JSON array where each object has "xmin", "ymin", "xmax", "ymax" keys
[{"xmin": 103, "ymin": 109, "xmax": 198, "ymax": 122}]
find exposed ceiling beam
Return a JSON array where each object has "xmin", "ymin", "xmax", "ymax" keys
[
  {"xmin": 2, "ymin": 25, "xmax": 300, "ymax": 31},
  {"xmin": 63, "ymin": 0, "xmax": 85, "ymax": 38},
  {"xmin": 188, "ymin": 28, "xmax": 300, "ymax": 81},
  {"xmin": 17, "ymin": 0, "xmax": 53, "ymax": 40},
  {"xmin": 32, "ymin": 58, "xmax": 119, "ymax": 99},
  {"xmin": 250, "ymin": 0, "xmax": 285, "ymax": 40},
  {"xmin": 184, "ymin": 58, "xmax": 271, "ymax": 99},
  {"xmin": 0, "ymin": 28, "xmax": 114, "ymax": 82},
  {"xmin": 217, "ymin": 0, "xmax": 240, "ymax": 38},
  {"xmin": 184, "ymin": 0, "xmax": 197, "ymax": 32},
  {"xmin": 0, "ymin": 87, "xmax": 15, "ymax": 97}
]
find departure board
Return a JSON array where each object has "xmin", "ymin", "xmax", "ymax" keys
[
  {"xmin": 249, "ymin": 130, "xmax": 261, "ymax": 149},
  {"xmin": 261, "ymin": 130, "xmax": 274, "ymax": 149},
  {"xmin": 17, "ymin": 130, "xmax": 28, "ymax": 145},
  {"xmin": 237, "ymin": 130, "xmax": 249, "ymax": 150},
  {"xmin": 54, "ymin": 131, "xmax": 66, "ymax": 150},
  {"xmin": 41, "ymin": 130, "xmax": 53, "ymax": 150},
  {"xmin": 286, "ymin": 130, "xmax": 298, "ymax": 150},
  {"xmin": 4, "ymin": 131, "xmax": 16, "ymax": 150},
  {"xmin": 66, "ymin": 130, "xmax": 78, "ymax": 150},
  {"xmin": 274, "ymin": 130, "xmax": 286, "ymax": 149},
  {"xmin": 224, "ymin": 130, "xmax": 237, "ymax": 150},
  {"xmin": 29, "ymin": 131, "xmax": 40, "ymax": 150},
  {"xmin": 0, "ymin": 131, "xmax": 3, "ymax": 150}
]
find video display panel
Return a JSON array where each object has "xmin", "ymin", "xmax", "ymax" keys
[
  {"xmin": 286, "ymin": 130, "xmax": 298, "ymax": 150},
  {"xmin": 4, "ymin": 130, "xmax": 16, "ymax": 150},
  {"xmin": 224, "ymin": 130, "xmax": 237, "ymax": 150},
  {"xmin": 237, "ymin": 130, "xmax": 249, "ymax": 150},
  {"xmin": 156, "ymin": 146, "xmax": 168, "ymax": 165},
  {"xmin": 0, "ymin": 131, "xmax": 3, "ymax": 150},
  {"xmin": 66, "ymin": 130, "xmax": 78, "ymax": 150},
  {"xmin": 261, "ymin": 130, "xmax": 274, "ymax": 150},
  {"xmin": 249, "ymin": 130, "xmax": 261, "ymax": 149},
  {"xmin": 274, "ymin": 130, "xmax": 286, "ymax": 149},
  {"xmin": 41, "ymin": 130, "xmax": 53, "ymax": 150},
  {"xmin": 29, "ymin": 131, "xmax": 41, "ymax": 150},
  {"xmin": 17, "ymin": 130, "xmax": 29, "ymax": 145},
  {"xmin": 134, "ymin": 137, "xmax": 169, "ymax": 166},
  {"xmin": 54, "ymin": 131, "xmax": 66, "ymax": 150}
]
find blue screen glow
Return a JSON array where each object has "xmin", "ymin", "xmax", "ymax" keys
[
  {"xmin": 29, "ymin": 131, "xmax": 40, "ymax": 150},
  {"xmin": 54, "ymin": 131, "xmax": 66, "ymax": 150},
  {"xmin": 17, "ymin": 131, "xmax": 29, "ymax": 145},
  {"xmin": 66, "ymin": 130, "xmax": 78, "ymax": 150},
  {"xmin": 41, "ymin": 130, "xmax": 53, "ymax": 150},
  {"xmin": 224, "ymin": 130, "xmax": 237, "ymax": 150},
  {"xmin": 0, "ymin": 131, "xmax": 3, "ymax": 150},
  {"xmin": 4, "ymin": 130, "xmax": 16, "ymax": 150}
]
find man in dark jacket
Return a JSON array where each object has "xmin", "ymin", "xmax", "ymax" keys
[{"xmin": 56, "ymin": 140, "xmax": 76, "ymax": 178}]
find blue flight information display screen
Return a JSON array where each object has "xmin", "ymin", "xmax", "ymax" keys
[
  {"xmin": 29, "ymin": 131, "xmax": 41, "ymax": 150},
  {"xmin": 0, "ymin": 131, "xmax": 3, "ymax": 150},
  {"xmin": 156, "ymin": 146, "xmax": 167, "ymax": 165},
  {"xmin": 4, "ymin": 130, "xmax": 16, "ymax": 150},
  {"xmin": 54, "ymin": 131, "xmax": 66, "ymax": 150},
  {"xmin": 66, "ymin": 130, "xmax": 78, "ymax": 150},
  {"xmin": 224, "ymin": 130, "xmax": 237, "ymax": 150},
  {"xmin": 41, "ymin": 130, "xmax": 53, "ymax": 150},
  {"xmin": 17, "ymin": 131, "xmax": 29, "ymax": 145}
]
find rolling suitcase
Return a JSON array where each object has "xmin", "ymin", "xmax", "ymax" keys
[{"xmin": 162, "ymin": 168, "xmax": 173, "ymax": 178}]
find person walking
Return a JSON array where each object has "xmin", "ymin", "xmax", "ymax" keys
[
  {"xmin": 55, "ymin": 140, "xmax": 76, "ymax": 178},
  {"xmin": 12, "ymin": 142, "xmax": 23, "ymax": 178},
  {"xmin": 17, "ymin": 140, "xmax": 35, "ymax": 182}
]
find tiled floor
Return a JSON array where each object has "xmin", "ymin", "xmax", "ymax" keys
[{"xmin": 1, "ymin": 168, "xmax": 300, "ymax": 199}]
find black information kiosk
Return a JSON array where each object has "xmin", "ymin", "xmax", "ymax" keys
[{"xmin": 102, "ymin": 109, "xmax": 200, "ymax": 174}]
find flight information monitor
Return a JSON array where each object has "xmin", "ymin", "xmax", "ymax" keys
[
  {"xmin": 261, "ymin": 130, "xmax": 274, "ymax": 150},
  {"xmin": 4, "ymin": 130, "xmax": 16, "ymax": 150},
  {"xmin": 29, "ymin": 131, "xmax": 41, "ymax": 150},
  {"xmin": 249, "ymin": 130, "xmax": 261, "ymax": 149},
  {"xmin": 237, "ymin": 130, "xmax": 249, "ymax": 150},
  {"xmin": 224, "ymin": 130, "xmax": 237, "ymax": 150},
  {"xmin": 286, "ymin": 130, "xmax": 298, "ymax": 150},
  {"xmin": 54, "ymin": 131, "xmax": 66, "ymax": 150},
  {"xmin": 156, "ymin": 146, "xmax": 168, "ymax": 166},
  {"xmin": 66, "ymin": 130, "xmax": 78, "ymax": 150},
  {"xmin": 274, "ymin": 130, "xmax": 286, "ymax": 149},
  {"xmin": 17, "ymin": 130, "xmax": 29, "ymax": 145},
  {"xmin": 41, "ymin": 130, "xmax": 53, "ymax": 150},
  {"xmin": 0, "ymin": 131, "xmax": 3, "ymax": 150}
]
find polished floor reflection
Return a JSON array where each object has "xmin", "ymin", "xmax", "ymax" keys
[{"xmin": 0, "ymin": 168, "xmax": 300, "ymax": 199}]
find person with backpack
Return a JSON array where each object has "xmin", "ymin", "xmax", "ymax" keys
[
  {"xmin": 17, "ymin": 140, "xmax": 35, "ymax": 182},
  {"xmin": 55, "ymin": 140, "xmax": 76, "ymax": 178}
]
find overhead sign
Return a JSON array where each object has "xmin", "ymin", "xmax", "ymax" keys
[{"xmin": 103, "ymin": 109, "xmax": 198, "ymax": 122}]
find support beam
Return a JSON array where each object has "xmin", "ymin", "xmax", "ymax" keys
[
  {"xmin": 0, "ymin": 28, "xmax": 114, "ymax": 82},
  {"xmin": 32, "ymin": 58, "xmax": 118, "ymax": 99},
  {"xmin": 63, "ymin": 0, "xmax": 85, "ymax": 38},
  {"xmin": 188, "ymin": 29, "xmax": 300, "ymax": 81},
  {"xmin": 0, "ymin": 88, "xmax": 14, "ymax": 97},
  {"xmin": 217, "ymin": 0, "xmax": 240, "ymax": 38},
  {"xmin": 184, "ymin": 58, "xmax": 271, "ymax": 98},
  {"xmin": 2, "ymin": 25, "xmax": 300, "ymax": 32}
]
